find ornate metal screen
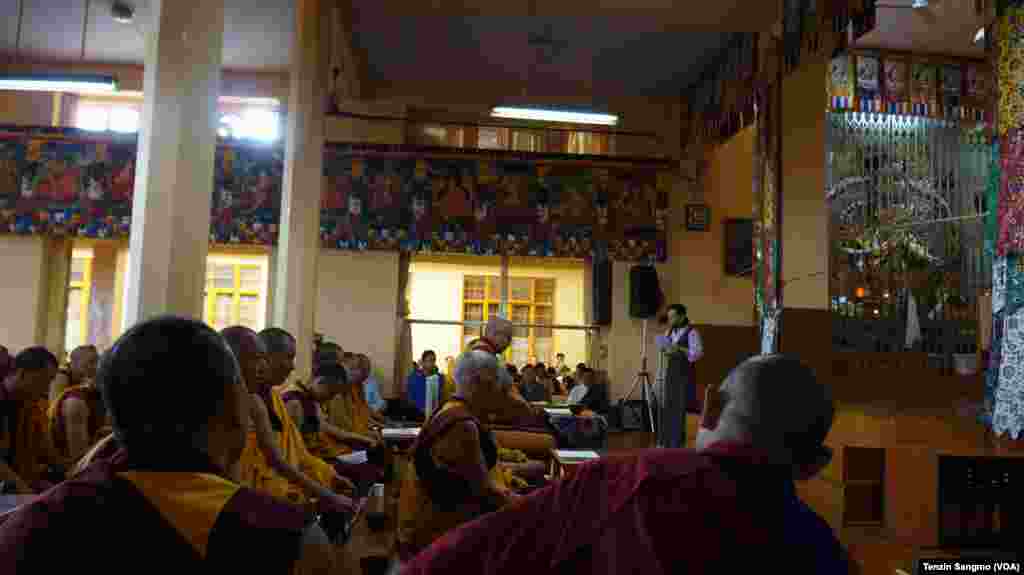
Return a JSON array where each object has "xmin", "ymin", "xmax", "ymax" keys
[{"xmin": 826, "ymin": 113, "xmax": 992, "ymax": 308}]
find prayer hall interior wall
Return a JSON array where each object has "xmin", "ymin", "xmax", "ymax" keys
[
  {"xmin": 0, "ymin": 91, "xmax": 54, "ymax": 127},
  {"xmin": 780, "ymin": 58, "xmax": 829, "ymax": 311},
  {"xmin": 315, "ymin": 249, "xmax": 401, "ymax": 396},
  {"xmin": 0, "ymin": 236, "xmax": 56, "ymax": 352}
]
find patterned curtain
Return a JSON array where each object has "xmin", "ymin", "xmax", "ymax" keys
[{"xmin": 989, "ymin": 2, "xmax": 1024, "ymax": 440}]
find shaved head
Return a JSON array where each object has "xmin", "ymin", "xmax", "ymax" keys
[
  {"xmin": 698, "ymin": 355, "xmax": 834, "ymax": 471},
  {"xmin": 484, "ymin": 316, "xmax": 514, "ymax": 353},
  {"xmin": 69, "ymin": 345, "xmax": 99, "ymax": 380},
  {"xmin": 221, "ymin": 326, "xmax": 269, "ymax": 392}
]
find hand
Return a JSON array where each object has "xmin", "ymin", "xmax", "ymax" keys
[{"xmin": 318, "ymin": 493, "xmax": 357, "ymax": 515}]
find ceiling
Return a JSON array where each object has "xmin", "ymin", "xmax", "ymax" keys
[
  {"xmin": 0, "ymin": 0, "xmax": 760, "ymax": 98},
  {"xmin": 855, "ymin": 0, "xmax": 984, "ymax": 58}
]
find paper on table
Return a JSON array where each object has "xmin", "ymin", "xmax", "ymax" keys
[
  {"xmin": 555, "ymin": 450, "xmax": 600, "ymax": 459},
  {"xmin": 382, "ymin": 427, "xmax": 421, "ymax": 439},
  {"xmin": 337, "ymin": 451, "xmax": 368, "ymax": 465},
  {"xmin": 544, "ymin": 408, "xmax": 573, "ymax": 417}
]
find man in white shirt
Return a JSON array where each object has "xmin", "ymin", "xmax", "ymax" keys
[{"xmin": 658, "ymin": 304, "xmax": 704, "ymax": 448}]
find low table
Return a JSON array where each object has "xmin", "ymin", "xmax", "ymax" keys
[{"xmin": 549, "ymin": 449, "xmax": 604, "ymax": 479}]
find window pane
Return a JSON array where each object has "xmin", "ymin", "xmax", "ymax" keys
[
  {"xmin": 464, "ymin": 276, "xmax": 485, "ymax": 300},
  {"xmin": 510, "ymin": 339, "xmax": 529, "ymax": 367},
  {"xmin": 511, "ymin": 305, "xmax": 530, "ymax": 338},
  {"xmin": 535, "ymin": 279, "xmax": 555, "ymax": 304},
  {"xmin": 534, "ymin": 306, "xmax": 553, "ymax": 338},
  {"xmin": 239, "ymin": 108, "xmax": 280, "ymax": 142},
  {"xmin": 70, "ymin": 258, "xmax": 87, "ymax": 283},
  {"xmin": 478, "ymin": 127, "xmax": 503, "ymax": 150},
  {"xmin": 534, "ymin": 338, "xmax": 553, "ymax": 366},
  {"xmin": 211, "ymin": 294, "xmax": 233, "ymax": 332},
  {"xmin": 421, "ymin": 125, "xmax": 447, "ymax": 146},
  {"xmin": 464, "ymin": 303, "xmax": 483, "ymax": 322},
  {"xmin": 65, "ymin": 288, "xmax": 83, "ymax": 352},
  {"xmin": 239, "ymin": 266, "xmax": 262, "ymax": 292},
  {"xmin": 209, "ymin": 264, "xmax": 234, "ymax": 289},
  {"xmin": 510, "ymin": 278, "xmax": 531, "ymax": 301},
  {"xmin": 487, "ymin": 276, "xmax": 501, "ymax": 300},
  {"xmin": 511, "ymin": 131, "xmax": 540, "ymax": 152},
  {"xmin": 76, "ymin": 106, "xmax": 108, "ymax": 132},
  {"xmin": 238, "ymin": 294, "xmax": 261, "ymax": 329},
  {"xmin": 109, "ymin": 107, "xmax": 140, "ymax": 133}
]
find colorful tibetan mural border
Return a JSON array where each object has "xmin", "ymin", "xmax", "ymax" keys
[
  {"xmin": 827, "ymin": 50, "xmax": 990, "ymax": 122},
  {"xmin": 0, "ymin": 127, "xmax": 674, "ymax": 262}
]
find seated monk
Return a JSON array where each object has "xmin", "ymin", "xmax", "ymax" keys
[
  {"xmin": 223, "ymin": 326, "xmax": 355, "ymax": 513},
  {"xmin": 49, "ymin": 345, "xmax": 98, "ymax": 403},
  {"xmin": 0, "ymin": 316, "xmax": 356, "ymax": 573},
  {"xmin": 0, "ymin": 347, "xmax": 59, "ymax": 493},
  {"xmin": 47, "ymin": 373, "xmax": 108, "ymax": 466},
  {"xmin": 280, "ymin": 357, "xmax": 384, "ymax": 491},
  {"xmin": 397, "ymin": 350, "xmax": 518, "ymax": 560},
  {"xmin": 329, "ymin": 353, "xmax": 386, "ymax": 439},
  {"xmin": 400, "ymin": 355, "xmax": 858, "ymax": 575}
]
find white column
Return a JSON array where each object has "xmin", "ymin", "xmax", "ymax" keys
[
  {"xmin": 273, "ymin": 0, "xmax": 329, "ymax": 380},
  {"xmin": 123, "ymin": 0, "xmax": 224, "ymax": 325}
]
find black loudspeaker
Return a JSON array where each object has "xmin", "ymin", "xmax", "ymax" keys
[
  {"xmin": 629, "ymin": 265, "xmax": 662, "ymax": 319},
  {"xmin": 592, "ymin": 259, "xmax": 612, "ymax": 325}
]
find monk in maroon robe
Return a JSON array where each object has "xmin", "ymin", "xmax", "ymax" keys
[
  {"xmin": 0, "ymin": 317, "xmax": 357, "ymax": 574},
  {"xmin": 401, "ymin": 355, "xmax": 858, "ymax": 575}
]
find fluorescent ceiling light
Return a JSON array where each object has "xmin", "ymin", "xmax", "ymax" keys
[
  {"xmin": 0, "ymin": 74, "xmax": 117, "ymax": 94},
  {"xmin": 974, "ymin": 27, "xmax": 985, "ymax": 46},
  {"xmin": 491, "ymin": 107, "xmax": 618, "ymax": 126}
]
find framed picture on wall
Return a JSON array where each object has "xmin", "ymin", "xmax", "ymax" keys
[
  {"xmin": 724, "ymin": 218, "xmax": 754, "ymax": 277},
  {"xmin": 685, "ymin": 204, "xmax": 710, "ymax": 232}
]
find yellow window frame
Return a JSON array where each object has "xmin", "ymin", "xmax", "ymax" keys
[
  {"xmin": 204, "ymin": 262, "xmax": 262, "ymax": 329},
  {"xmin": 68, "ymin": 256, "xmax": 93, "ymax": 350},
  {"xmin": 461, "ymin": 275, "xmax": 554, "ymax": 364}
]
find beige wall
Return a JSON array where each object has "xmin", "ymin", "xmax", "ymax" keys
[
  {"xmin": 667, "ymin": 125, "xmax": 756, "ymax": 328},
  {"xmin": 0, "ymin": 90, "xmax": 54, "ymax": 126},
  {"xmin": 0, "ymin": 236, "xmax": 50, "ymax": 353},
  {"xmin": 406, "ymin": 257, "xmax": 587, "ymax": 368},
  {"xmin": 315, "ymin": 250, "xmax": 400, "ymax": 395},
  {"xmin": 781, "ymin": 58, "xmax": 829, "ymax": 310}
]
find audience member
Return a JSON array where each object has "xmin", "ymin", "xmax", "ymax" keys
[
  {"xmin": 397, "ymin": 350, "xmax": 516, "ymax": 560},
  {"xmin": 0, "ymin": 317, "xmax": 356, "ymax": 573},
  {"xmin": 49, "ymin": 345, "xmax": 98, "ymax": 403},
  {"xmin": 554, "ymin": 353, "xmax": 571, "ymax": 377},
  {"xmin": 226, "ymin": 326, "xmax": 354, "ymax": 512},
  {"xmin": 0, "ymin": 347, "xmax": 59, "ymax": 492},
  {"xmin": 401, "ymin": 355, "xmax": 854, "ymax": 575},
  {"xmin": 406, "ymin": 350, "xmax": 448, "ymax": 417}
]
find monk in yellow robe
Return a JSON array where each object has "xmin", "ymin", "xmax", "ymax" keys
[
  {"xmin": 0, "ymin": 347, "xmax": 59, "ymax": 493},
  {"xmin": 222, "ymin": 326, "xmax": 355, "ymax": 512},
  {"xmin": 328, "ymin": 353, "xmax": 385, "ymax": 441},
  {"xmin": 49, "ymin": 344, "xmax": 98, "ymax": 403},
  {"xmin": 48, "ymin": 378, "xmax": 108, "ymax": 465},
  {"xmin": 397, "ymin": 349, "xmax": 517, "ymax": 560},
  {"xmin": 0, "ymin": 316, "xmax": 358, "ymax": 574}
]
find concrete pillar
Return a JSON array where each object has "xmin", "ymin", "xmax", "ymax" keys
[
  {"xmin": 123, "ymin": 0, "xmax": 225, "ymax": 326},
  {"xmin": 272, "ymin": 0, "xmax": 329, "ymax": 381}
]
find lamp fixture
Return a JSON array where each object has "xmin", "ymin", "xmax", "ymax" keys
[
  {"xmin": 490, "ymin": 107, "xmax": 618, "ymax": 126},
  {"xmin": 0, "ymin": 74, "xmax": 118, "ymax": 94},
  {"xmin": 111, "ymin": 2, "xmax": 135, "ymax": 24},
  {"xmin": 974, "ymin": 26, "xmax": 985, "ymax": 47},
  {"xmin": 911, "ymin": 0, "xmax": 928, "ymax": 8}
]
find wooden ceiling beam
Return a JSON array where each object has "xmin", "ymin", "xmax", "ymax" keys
[{"xmin": 347, "ymin": 0, "xmax": 776, "ymax": 30}]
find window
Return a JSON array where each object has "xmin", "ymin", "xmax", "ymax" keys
[
  {"xmin": 202, "ymin": 255, "xmax": 269, "ymax": 332},
  {"xmin": 76, "ymin": 103, "xmax": 140, "ymax": 133},
  {"xmin": 65, "ymin": 250, "xmax": 94, "ymax": 353},
  {"xmin": 218, "ymin": 108, "xmax": 281, "ymax": 142},
  {"xmin": 461, "ymin": 275, "xmax": 555, "ymax": 365}
]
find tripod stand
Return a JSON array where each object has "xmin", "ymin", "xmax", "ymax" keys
[{"xmin": 624, "ymin": 318, "xmax": 657, "ymax": 436}]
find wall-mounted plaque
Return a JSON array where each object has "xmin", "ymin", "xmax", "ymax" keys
[{"xmin": 685, "ymin": 204, "xmax": 710, "ymax": 232}]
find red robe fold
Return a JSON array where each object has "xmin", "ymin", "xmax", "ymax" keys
[{"xmin": 401, "ymin": 443, "xmax": 854, "ymax": 575}]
